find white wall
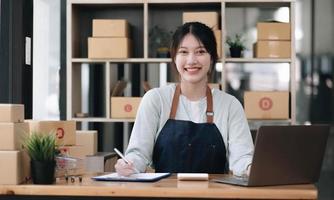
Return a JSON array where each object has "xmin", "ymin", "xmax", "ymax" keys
[{"xmin": 33, "ymin": 0, "xmax": 60, "ymax": 120}]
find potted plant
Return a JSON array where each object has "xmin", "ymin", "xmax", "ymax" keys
[
  {"xmin": 226, "ymin": 34, "xmax": 246, "ymax": 58},
  {"xmin": 24, "ymin": 132, "xmax": 58, "ymax": 184},
  {"xmin": 149, "ymin": 25, "xmax": 173, "ymax": 58}
]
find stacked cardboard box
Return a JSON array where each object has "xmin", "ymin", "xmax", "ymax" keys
[
  {"xmin": 26, "ymin": 120, "xmax": 76, "ymax": 146},
  {"xmin": 86, "ymin": 152, "xmax": 118, "ymax": 173},
  {"xmin": 182, "ymin": 12, "xmax": 222, "ymax": 58},
  {"xmin": 55, "ymin": 130, "xmax": 98, "ymax": 177},
  {"xmin": 0, "ymin": 104, "xmax": 30, "ymax": 184},
  {"xmin": 25, "ymin": 120, "xmax": 98, "ymax": 177},
  {"xmin": 88, "ymin": 19, "xmax": 131, "ymax": 58},
  {"xmin": 244, "ymin": 91, "xmax": 289, "ymax": 119},
  {"xmin": 254, "ymin": 22, "xmax": 291, "ymax": 58},
  {"xmin": 110, "ymin": 80, "xmax": 142, "ymax": 119}
]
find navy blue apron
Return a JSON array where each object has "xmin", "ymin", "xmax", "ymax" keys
[{"xmin": 153, "ymin": 84, "xmax": 228, "ymax": 173}]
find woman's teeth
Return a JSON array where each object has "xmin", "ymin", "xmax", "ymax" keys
[{"xmin": 185, "ymin": 67, "xmax": 200, "ymax": 72}]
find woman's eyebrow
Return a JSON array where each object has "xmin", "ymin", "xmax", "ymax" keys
[{"xmin": 178, "ymin": 45, "xmax": 205, "ymax": 49}]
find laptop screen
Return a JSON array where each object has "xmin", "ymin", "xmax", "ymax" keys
[{"xmin": 247, "ymin": 125, "xmax": 329, "ymax": 186}]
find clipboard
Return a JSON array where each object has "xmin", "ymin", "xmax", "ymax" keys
[{"xmin": 92, "ymin": 173, "xmax": 171, "ymax": 182}]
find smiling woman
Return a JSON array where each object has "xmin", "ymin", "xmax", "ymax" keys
[
  {"xmin": 171, "ymin": 22, "xmax": 217, "ymax": 101},
  {"xmin": 174, "ymin": 34, "xmax": 211, "ymax": 93},
  {"xmin": 115, "ymin": 22, "xmax": 254, "ymax": 177}
]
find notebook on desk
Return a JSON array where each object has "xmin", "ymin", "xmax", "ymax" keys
[
  {"xmin": 92, "ymin": 172, "xmax": 171, "ymax": 182},
  {"xmin": 213, "ymin": 125, "xmax": 330, "ymax": 187}
]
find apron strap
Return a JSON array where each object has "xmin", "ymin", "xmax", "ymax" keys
[
  {"xmin": 206, "ymin": 86, "xmax": 214, "ymax": 124},
  {"xmin": 169, "ymin": 84, "xmax": 181, "ymax": 119},
  {"xmin": 169, "ymin": 84, "xmax": 214, "ymax": 124}
]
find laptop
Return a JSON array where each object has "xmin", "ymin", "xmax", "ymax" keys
[{"xmin": 213, "ymin": 125, "xmax": 329, "ymax": 186}]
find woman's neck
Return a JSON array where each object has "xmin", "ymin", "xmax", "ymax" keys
[{"xmin": 180, "ymin": 81, "xmax": 207, "ymax": 101}]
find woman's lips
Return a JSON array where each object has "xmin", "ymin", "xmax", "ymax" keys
[{"xmin": 184, "ymin": 67, "xmax": 201, "ymax": 72}]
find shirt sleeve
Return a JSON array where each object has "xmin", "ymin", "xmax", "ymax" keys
[
  {"xmin": 227, "ymin": 97, "xmax": 254, "ymax": 176},
  {"xmin": 124, "ymin": 89, "xmax": 161, "ymax": 172}
]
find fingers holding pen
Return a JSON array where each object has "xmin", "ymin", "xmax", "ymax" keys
[{"xmin": 115, "ymin": 158, "xmax": 136, "ymax": 176}]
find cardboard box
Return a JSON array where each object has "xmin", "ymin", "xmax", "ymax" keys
[
  {"xmin": 85, "ymin": 152, "xmax": 117, "ymax": 172},
  {"xmin": 76, "ymin": 130, "xmax": 98, "ymax": 156},
  {"xmin": 0, "ymin": 151, "xmax": 23, "ymax": 184},
  {"xmin": 111, "ymin": 97, "xmax": 141, "ymax": 118},
  {"xmin": 92, "ymin": 19, "xmax": 129, "ymax": 37},
  {"xmin": 88, "ymin": 37, "xmax": 131, "ymax": 59},
  {"xmin": 183, "ymin": 12, "xmax": 219, "ymax": 30},
  {"xmin": 55, "ymin": 155, "xmax": 85, "ymax": 177},
  {"xmin": 255, "ymin": 41, "xmax": 291, "ymax": 58},
  {"xmin": 0, "ymin": 104, "xmax": 24, "ymax": 123},
  {"xmin": 22, "ymin": 151, "xmax": 31, "ymax": 182},
  {"xmin": 0, "ymin": 122, "xmax": 29, "ymax": 150},
  {"xmin": 214, "ymin": 30, "xmax": 222, "ymax": 58},
  {"xmin": 257, "ymin": 22, "xmax": 291, "ymax": 40},
  {"xmin": 26, "ymin": 120, "xmax": 76, "ymax": 145},
  {"xmin": 58, "ymin": 145, "xmax": 93, "ymax": 159},
  {"xmin": 244, "ymin": 91, "xmax": 289, "ymax": 119}
]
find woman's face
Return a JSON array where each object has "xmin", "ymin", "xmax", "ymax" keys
[{"xmin": 175, "ymin": 33, "xmax": 211, "ymax": 85}]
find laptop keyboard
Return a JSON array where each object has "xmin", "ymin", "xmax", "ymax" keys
[{"xmin": 213, "ymin": 175, "xmax": 249, "ymax": 186}]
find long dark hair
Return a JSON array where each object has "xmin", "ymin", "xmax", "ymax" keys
[{"xmin": 170, "ymin": 22, "xmax": 218, "ymax": 80}]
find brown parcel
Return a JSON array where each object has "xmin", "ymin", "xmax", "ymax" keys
[
  {"xmin": 55, "ymin": 146, "xmax": 87, "ymax": 177},
  {"xmin": 0, "ymin": 151, "xmax": 30, "ymax": 185},
  {"xmin": 111, "ymin": 97, "xmax": 141, "ymax": 119},
  {"xmin": 0, "ymin": 104, "xmax": 24, "ymax": 123},
  {"xmin": 0, "ymin": 122, "xmax": 29, "ymax": 150},
  {"xmin": 255, "ymin": 41, "xmax": 291, "ymax": 58},
  {"xmin": 88, "ymin": 37, "xmax": 131, "ymax": 59},
  {"xmin": 85, "ymin": 152, "xmax": 117, "ymax": 173},
  {"xmin": 183, "ymin": 12, "xmax": 219, "ymax": 30},
  {"xmin": 257, "ymin": 22, "xmax": 291, "ymax": 40},
  {"xmin": 214, "ymin": 30, "xmax": 222, "ymax": 58},
  {"xmin": 26, "ymin": 120, "xmax": 76, "ymax": 146},
  {"xmin": 76, "ymin": 130, "xmax": 98, "ymax": 156},
  {"xmin": 58, "ymin": 145, "xmax": 95, "ymax": 159},
  {"xmin": 92, "ymin": 19, "xmax": 129, "ymax": 37},
  {"xmin": 244, "ymin": 91, "xmax": 289, "ymax": 119}
]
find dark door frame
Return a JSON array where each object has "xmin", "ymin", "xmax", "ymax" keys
[{"xmin": 0, "ymin": 0, "xmax": 33, "ymax": 118}]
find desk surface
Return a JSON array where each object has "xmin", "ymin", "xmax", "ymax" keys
[{"xmin": 0, "ymin": 174, "xmax": 317, "ymax": 200}]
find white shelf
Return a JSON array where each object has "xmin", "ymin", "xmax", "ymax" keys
[
  {"xmin": 248, "ymin": 119, "xmax": 292, "ymax": 130},
  {"xmin": 248, "ymin": 119, "xmax": 292, "ymax": 123},
  {"xmin": 225, "ymin": 58, "xmax": 292, "ymax": 63},
  {"xmin": 72, "ymin": 58, "xmax": 172, "ymax": 63},
  {"xmin": 67, "ymin": 0, "xmax": 296, "ymax": 125},
  {"xmin": 72, "ymin": 117, "xmax": 135, "ymax": 122}
]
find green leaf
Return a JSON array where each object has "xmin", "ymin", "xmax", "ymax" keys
[{"xmin": 23, "ymin": 131, "xmax": 57, "ymax": 161}]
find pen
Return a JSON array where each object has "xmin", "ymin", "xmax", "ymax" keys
[
  {"xmin": 114, "ymin": 148, "xmax": 140, "ymax": 173},
  {"xmin": 114, "ymin": 148, "xmax": 130, "ymax": 163}
]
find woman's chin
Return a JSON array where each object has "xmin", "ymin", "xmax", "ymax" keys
[{"xmin": 181, "ymin": 76, "xmax": 207, "ymax": 85}]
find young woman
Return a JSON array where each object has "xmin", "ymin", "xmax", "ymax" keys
[{"xmin": 115, "ymin": 22, "xmax": 253, "ymax": 176}]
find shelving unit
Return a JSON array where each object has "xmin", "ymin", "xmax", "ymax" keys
[{"xmin": 66, "ymin": 0, "xmax": 296, "ymax": 134}]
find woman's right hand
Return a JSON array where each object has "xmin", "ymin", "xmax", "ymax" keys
[{"xmin": 114, "ymin": 159, "xmax": 137, "ymax": 176}]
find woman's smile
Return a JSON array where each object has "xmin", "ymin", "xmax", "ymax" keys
[{"xmin": 175, "ymin": 33, "xmax": 211, "ymax": 84}]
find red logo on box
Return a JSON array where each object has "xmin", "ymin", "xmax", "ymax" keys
[
  {"xmin": 56, "ymin": 128, "xmax": 65, "ymax": 139},
  {"xmin": 259, "ymin": 97, "xmax": 273, "ymax": 111},
  {"xmin": 124, "ymin": 104, "xmax": 133, "ymax": 112}
]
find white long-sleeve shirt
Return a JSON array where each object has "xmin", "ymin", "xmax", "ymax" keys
[{"xmin": 125, "ymin": 84, "xmax": 254, "ymax": 176}]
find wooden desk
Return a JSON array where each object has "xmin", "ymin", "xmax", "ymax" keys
[{"xmin": 0, "ymin": 174, "xmax": 317, "ymax": 200}]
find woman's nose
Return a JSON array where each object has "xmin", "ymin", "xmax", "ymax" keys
[{"xmin": 186, "ymin": 53, "xmax": 198, "ymax": 65}]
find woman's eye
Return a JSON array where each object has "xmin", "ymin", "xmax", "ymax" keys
[
  {"xmin": 178, "ymin": 50, "xmax": 188, "ymax": 55},
  {"xmin": 195, "ymin": 50, "xmax": 207, "ymax": 55}
]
